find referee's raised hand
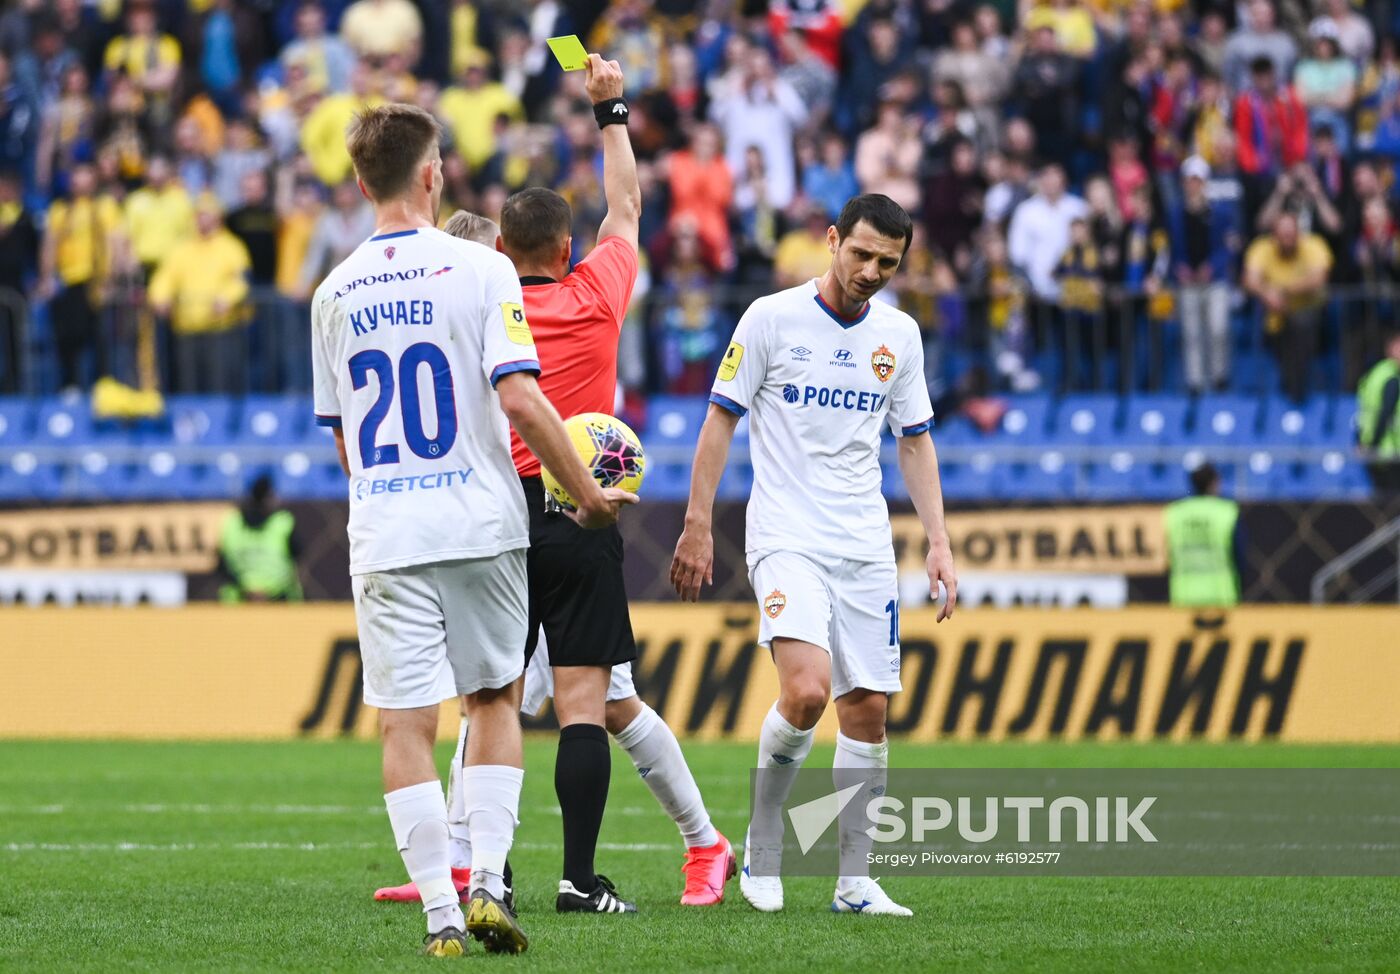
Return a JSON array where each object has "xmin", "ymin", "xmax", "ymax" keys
[{"xmin": 584, "ymin": 53, "xmax": 624, "ymax": 102}]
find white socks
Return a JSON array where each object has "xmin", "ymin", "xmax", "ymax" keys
[
  {"xmin": 385, "ymin": 780, "xmax": 463, "ymax": 933},
  {"xmin": 446, "ymin": 717, "xmax": 471, "ymax": 870},
  {"xmin": 750, "ymin": 704, "xmax": 816, "ymax": 863},
  {"xmin": 461, "ymin": 765, "xmax": 523, "ymax": 899},
  {"xmin": 834, "ymin": 731, "xmax": 888, "ymax": 889},
  {"xmin": 613, "ymin": 703, "xmax": 718, "ymax": 849}
]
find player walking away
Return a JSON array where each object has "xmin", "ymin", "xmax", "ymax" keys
[
  {"xmin": 312, "ymin": 103, "xmax": 635, "ymax": 956},
  {"xmin": 670, "ymin": 194, "xmax": 958, "ymax": 916},
  {"xmin": 372, "ymin": 209, "xmax": 735, "ymax": 909}
]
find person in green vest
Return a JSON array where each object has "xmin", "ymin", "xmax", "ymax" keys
[
  {"xmin": 217, "ymin": 473, "xmax": 303, "ymax": 602},
  {"xmin": 1164, "ymin": 462, "xmax": 1244, "ymax": 607},
  {"xmin": 1357, "ymin": 331, "xmax": 1400, "ymax": 494}
]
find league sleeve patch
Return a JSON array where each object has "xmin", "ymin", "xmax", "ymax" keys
[
  {"xmin": 717, "ymin": 341, "xmax": 744, "ymax": 382},
  {"xmin": 501, "ymin": 302, "xmax": 533, "ymax": 345}
]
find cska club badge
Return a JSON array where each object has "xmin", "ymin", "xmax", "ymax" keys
[
  {"xmin": 384, "ymin": 246, "xmax": 396, "ymax": 260},
  {"xmin": 871, "ymin": 344, "xmax": 896, "ymax": 382},
  {"xmin": 763, "ymin": 589, "xmax": 787, "ymax": 619}
]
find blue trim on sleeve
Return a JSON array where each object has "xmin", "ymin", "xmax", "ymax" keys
[
  {"xmin": 314, "ymin": 414, "xmax": 342, "ymax": 429},
  {"xmin": 369, "ymin": 228, "xmax": 421, "ymax": 241},
  {"xmin": 708, "ymin": 392, "xmax": 748, "ymax": 417},
  {"xmin": 489, "ymin": 360, "xmax": 542, "ymax": 388},
  {"xmin": 900, "ymin": 417, "xmax": 933, "ymax": 437}
]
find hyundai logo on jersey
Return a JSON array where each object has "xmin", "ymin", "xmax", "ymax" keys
[
  {"xmin": 353, "ymin": 468, "xmax": 473, "ymax": 502},
  {"xmin": 834, "ymin": 349, "xmax": 852, "ymax": 360}
]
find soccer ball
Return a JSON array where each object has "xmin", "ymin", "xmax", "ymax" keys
[{"xmin": 541, "ymin": 412, "xmax": 646, "ymax": 510}]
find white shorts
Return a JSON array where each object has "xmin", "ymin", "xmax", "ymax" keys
[
  {"xmin": 353, "ymin": 549, "xmax": 528, "ymax": 710},
  {"xmin": 519, "ymin": 633, "xmax": 637, "ymax": 717},
  {"xmin": 748, "ymin": 550, "xmax": 902, "ymax": 698}
]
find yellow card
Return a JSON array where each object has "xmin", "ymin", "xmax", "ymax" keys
[{"xmin": 547, "ymin": 35, "xmax": 589, "ymax": 71}]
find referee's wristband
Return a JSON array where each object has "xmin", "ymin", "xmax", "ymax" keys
[{"xmin": 593, "ymin": 97, "xmax": 629, "ymax": 129}]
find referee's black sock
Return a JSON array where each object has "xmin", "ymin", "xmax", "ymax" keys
[{"xmin": 556, "ymin": 722, "xmax": 610, "ymax": 891}]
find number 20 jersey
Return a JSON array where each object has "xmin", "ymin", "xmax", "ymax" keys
[{"xmin": 311, "ymin": 227, "xmax": 541, "ymax": 575}]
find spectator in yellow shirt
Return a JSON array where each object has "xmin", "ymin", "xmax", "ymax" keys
[
  {"xmin": 1022, "ymin": 0, "xmax": 1097, "ymax": 60},
  {"xmin": 41, "ymin": 163, "xmax": 124, "ymax": 392},
  {"xmin": 300, "ymin": 62, "xmax": 385, "ymax": 186},
  {"xmin": 124, "ymin": 156, "xmax": 195, "ymax": 276},
  {"xmin": 102, "ymin": 1, "xmax": 180, "ymax": 126},
  {"xmin": 1243, "ymin": 211, "xmax": 1333, "ymax": 402},
  {"xmin": 339, "ymin": 0, "xmax": 423, "ymax": 63},
  {"xmin": 436, "ymin": 50, "xmax": 523, "ymax": 171},
  {"xmin": 148, "ymin": 195, "xmax": 252, "ymax": 393},
  {"xmin": 772, "ymin": 201, "xmax": 835, "ymax": 287}
]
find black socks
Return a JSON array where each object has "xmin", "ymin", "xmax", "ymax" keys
[{"xmin": 556, "ymin": 722, "xmax": 610, "ymax": 891}]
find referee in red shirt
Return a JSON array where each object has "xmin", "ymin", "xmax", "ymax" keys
[{"xmin": 498, "ymin": 55, "xmax": 643, "ymax": 914}]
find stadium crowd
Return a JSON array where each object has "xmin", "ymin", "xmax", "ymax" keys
[{"xmin": 0, "ymin": 0, "xmax": 1397, "ymax": 408}]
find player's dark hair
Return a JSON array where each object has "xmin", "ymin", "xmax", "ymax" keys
[
  {"xmin": 345, "ymin": 103, "xmax": 441, "ymax": 202},
  {"xmin": 1190, "ymin": 462, "xmax": 1220, "ymax": 496},
  {"xmin": 500, "ymin": 188, "xmax": 572, "ymax": 263},
  {"xmin": 834, "ymin": 194, "xmax": 914, "ymax": 254}
]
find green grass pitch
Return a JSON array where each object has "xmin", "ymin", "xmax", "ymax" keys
[{"xmin": 2, "ymin": 739, "xmax": 1399, "ymax": 972}]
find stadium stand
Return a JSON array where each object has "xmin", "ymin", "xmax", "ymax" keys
[{"xmin": 0, "ymin": 0, "xmax": 1394, "ymax": 502}]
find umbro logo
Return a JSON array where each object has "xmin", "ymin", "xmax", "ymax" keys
[
  {"xmin": 772, "ymin": 754, "xmax": 795, "ymax": 765},
  {"xmin": 638, "ymin": 767, "xmax": 652, "ymax": 778},
  {"xmin": 791, "ymin": 346, "xmax": 812, "ymax": 359}
]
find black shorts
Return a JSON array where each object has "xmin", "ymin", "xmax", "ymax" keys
[{"xmin": 521, "ymin": 475, "xmax": 637, "ymax": 668}]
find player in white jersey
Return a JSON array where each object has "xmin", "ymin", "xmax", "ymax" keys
[
  {"xmin": 671, "ymin": 194, "xmax": 958, "ymax": 916},
  {"xmin": 311, "ymin": 104, "xmax": 635, "ymax": 957},
  {"xmin": 371, "ymin": 211, "xmax": 731, "ymax": 910}
]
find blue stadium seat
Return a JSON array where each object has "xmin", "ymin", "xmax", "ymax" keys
[
  {"xmin": 127, "ymin": 451, "xmax": 228, "ymax": 501},
  {"xmin": 1260, "ymin": 394, "xmax": 1331, "ymax": 445},
  {"xmin": 1292, "ymin": 453, "xmax": 1370, "ymax": 499},
  {"xmin": 990, "ymin": 458, "xmax": 1072, "ymax": 501},
  {"xmin": 33, "ymin": 397, "xmax": 96, "ymax": 446},
  {"xmin": 646, "ymin": 396, "xmax": 709, "ymax": 450},
  {"xmin": 157, "ymin": 395, "xmax": 239, "ymax": 446},
  {"xmin": 239, "ymin": 394, "xmax": 308, "ymax": 445},
  {"xmin": 716, "ymin": 461, "xmax": 753, "ymax": 500},
  {"xmin": 987, "ymin": 394, "xmax": 1053, "ymax": 444},
  {"xmin": 881, "ymin": 462, "xmax": 909, "ymax": 501},
  {"xmin": 1053, "ymin": 394, "xmax": 1121, "ymax": 445},
  {"xmin": 930, "ymin": 414, "xmax": 976, "ymax": 445},
  {"xmin": 1193, "ymin": 395, "xmax": 1261, "ymax": 446},
  {"xmin": 1327, "ymin": 394, "xmax": 1358, "ymax": 447},
  {"xmin": 0, "ymin": 461, "xmax": 62, "ymax": 501},
  {"xmin": 643, "ymin": 462, "xmax": 691, "ymax": 502},
  {"xmin": 1121, "ymin": 395, "xmax": 1191, "ymax": 446},
  {"xmin": 0, "ymin": 397, "xmax": 34, "ymax": 445},
  {"xmin": 1134, "ymin": 462, "xmax": 1190, "ymax": 500},
  {"xmin": 1237, "ymin": 450, "xmax": 1283, "ymax": 500},
  {"xmin": 938, "ymin": 455, "xmax": 995, "ymax": 501},
  {"xmin": 68, "ymin": 458, "xmax": 140, "ymax": 502},
  {"xmin": 1079, "ymin": 456, "xmax": 1141, "ymax": 502}
]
